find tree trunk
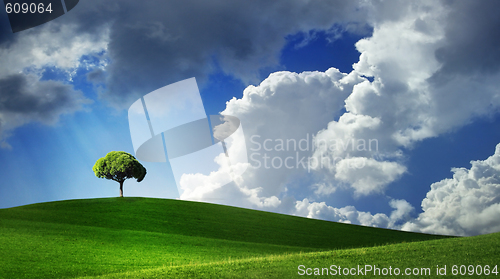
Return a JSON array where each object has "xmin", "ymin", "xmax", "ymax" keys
[{"xmin": 119, "ymin": 180, "xmax": 124, "ymax": 197}]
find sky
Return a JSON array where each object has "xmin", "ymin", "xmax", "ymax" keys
[{"xmin": 1, "ymin": 0, "xmax": 500, "ymax": 237}]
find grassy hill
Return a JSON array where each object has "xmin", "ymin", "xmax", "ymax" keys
[
  {"xmin": 83, "ymin": 232, "xmax": 500, "ymax": 278},
  {"xmin": 0, "ymin": 197, "xmax": 489, "ymax": 278}
]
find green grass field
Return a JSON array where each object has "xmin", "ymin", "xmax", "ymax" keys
[{"xmin": 0, "ymin": 197, "xmax": 497, "ymax": 278}]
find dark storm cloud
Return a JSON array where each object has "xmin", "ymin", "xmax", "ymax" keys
[
  {"xmin": 432, "ymin": 0, "xmax": 500, "ymax": 80},
  {"xmin": 0, "ymin": 0, "xmax": 364, "ymax": 146},
  {"xmin": 0, "ymin": 74, "xmax": 90, "ymax": 144},
  {"xmin": 0, "ymin": 74, "xmax": 84, "ymax": 118},
  {"xmin": 57, "ymin": 0, "xmax": 366, "ymax": 108}
]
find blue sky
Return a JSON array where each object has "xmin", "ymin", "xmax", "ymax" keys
[{"xmin": 1, "ymin": 0, "xmax": 500, "ymax": 237}]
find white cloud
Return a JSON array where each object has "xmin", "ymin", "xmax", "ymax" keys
[
  {"xmin": 402, "ymin": 144, "xmax": 500, "ymax": 236},
  {"xmin": 294, "ymin": 198, "xmax": 413, "ymax": 229},
  {"xmin": 222, "ymin": 69, "xmax": 364, "ymax": 200},
  {"xmin": 312, "ymin": 182, "xmax": 337, "ymax": 196},
  {"xmin": 179, "ymin": 68, "xmax": 364, "ymax": 209},
  {"xmin": 179, "ymin": 0, "xmax": 500, "ymax": 238},
  {"xmin": 0, "ymin": 23, "xmax": 109, "ymax": 77},
  {"xmin": 308, "ymin": 0, "xmax": 500, "ymax": 198},
  {"xmin": 345, "ymin": 0, "xmax": 500, "ymax": 148},
  {"xmin": 334, "ymin": 157, "xmax": 406, "ymax": 196}
]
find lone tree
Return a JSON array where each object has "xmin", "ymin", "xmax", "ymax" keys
[{"xmin": 93, "ymin": 151, "xmax": 146, "ymax": 197}]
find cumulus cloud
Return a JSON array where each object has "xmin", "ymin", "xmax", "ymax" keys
[
  {"xmin": 403, "ymin": 144, "xmax": 500, "ymax": 236},
  {"xmin": 225, "ymin": 69, "xmax": 364, "ymax": 197},
  {"xmin": 179, "ymin": 68, "xmax": 364, "ymax": 207},
  {"xmin": 310, "ymin": 112, "xmax": 406, "ymax": 195},
  {"xmin": 309, "ymin": 0, "xmax": 500, "ymax": 195},
  {"xmin": 295, "ymin": 198, "xmax": 413, "ymax": 229},
  {"xmin": 334, "ymin": 157, "xmax": 406, "ymax": 196},
  {"xmin": 345, "ymin": 0, "xmax": 500, "ymax": 148},
  {"xmin": 177, "ymin": 0, "xmax": 500, "ymax": 237}
]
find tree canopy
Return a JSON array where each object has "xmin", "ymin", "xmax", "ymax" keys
[{"xmin": 93, "ymin": 151, "xmax": 146, "ymax": 197}]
